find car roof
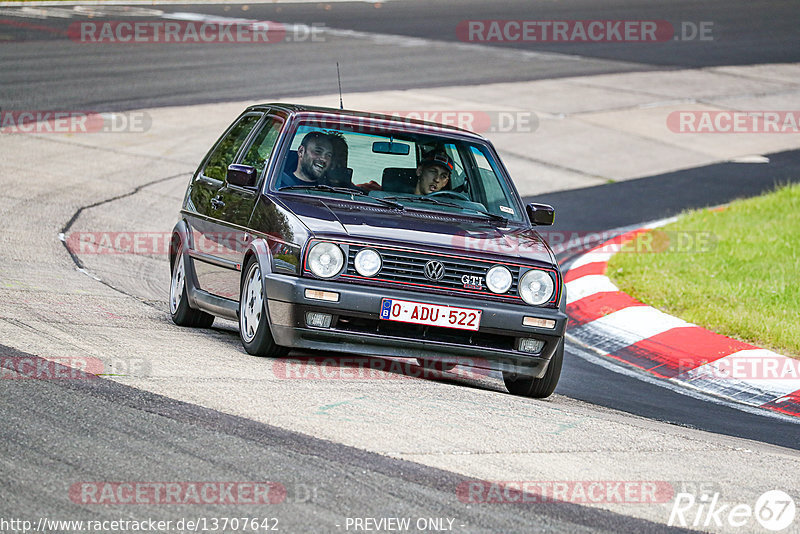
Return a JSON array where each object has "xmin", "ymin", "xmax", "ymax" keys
[{"xmin": 245, "ymin": 102, "xmax": 487, "ymax": 140}]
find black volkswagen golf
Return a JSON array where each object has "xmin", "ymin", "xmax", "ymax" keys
[{"xmin": 169, "ymin": 104, "xmax": 567, "ymax": 397}]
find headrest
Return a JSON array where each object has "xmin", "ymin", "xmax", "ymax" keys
[{"xmin": 381, "ymin": 168, "xmax": 417, "ymax": 194}]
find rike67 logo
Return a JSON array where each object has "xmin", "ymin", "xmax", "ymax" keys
[{"xmin": 669, "ymin": 489, "xmax": 796, "ymax": 531}]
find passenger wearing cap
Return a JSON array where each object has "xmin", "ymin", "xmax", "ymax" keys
[{"xmin": 414, "ymin": 153, "xmax": 453, "ymax": 195}]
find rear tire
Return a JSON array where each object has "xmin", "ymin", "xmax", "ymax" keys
[
  {"xmin": 239, "ymin": 257, "xmax": 289, "ymax": 358},
  {"xmin": 503, "ymin": 338, "xmax": 563, "ymax": 398},
  {"xmin": 170, "ymin": 247, "xmax": 214, "ymax": 328}
]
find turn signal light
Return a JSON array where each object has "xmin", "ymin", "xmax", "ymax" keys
[
  {"xmin": 523, "ymin": 317, "xmax": 556, "ymax": 329},
  {"xmin": 304, "ymin": 289, "xmax": 339, "ymax": 302}
]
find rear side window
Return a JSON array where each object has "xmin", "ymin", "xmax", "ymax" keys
[{"xmin": 202, "ymin": 114, "xmax": 261, "ymax": 181}]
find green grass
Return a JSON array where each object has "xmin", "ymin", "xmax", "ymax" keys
[{"xmin": 607, "ymin": 182, "xmax": 800, "ymax": 358}]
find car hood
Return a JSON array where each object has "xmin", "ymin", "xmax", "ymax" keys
[{"xmin": 280, "ymin": 195, "xmax": 555, "ymax": 265}]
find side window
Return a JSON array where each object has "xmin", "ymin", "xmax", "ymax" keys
[
  {"xmin": 240, "ymin": 117, "xmax": 283, "ymax": 176},
  {"xmin": 202, "ymin": 114, "xmax": 261, "ymax": 181},
  {"xmin": 470, "ymin": 145, "xmax": 518, "ymax": 219}
]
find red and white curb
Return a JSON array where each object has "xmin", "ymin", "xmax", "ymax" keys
[{"xmin": 563, "ymin": 221, "xmax": 800, "ymax": 419}]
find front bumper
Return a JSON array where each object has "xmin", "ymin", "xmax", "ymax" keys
[{"xmin": 264, "ymin": 273, "xmax": 567, "ymax": 378}]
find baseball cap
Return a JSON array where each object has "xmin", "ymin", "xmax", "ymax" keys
[{"xmin": 420, "ymin": 153, "xmax": 455, "ymax": 173}]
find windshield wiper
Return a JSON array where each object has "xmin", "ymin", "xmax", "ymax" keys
[
  {"xmin": 279, "ymin": 184, "xmax": 404, "ymax": 210},
  {"xmin": 383, "ymin": 195, "xmax": 508, "ymax": 223},
  {"xmin": 465, "ymin": 208, "xmax": 508, "ymax": 224},
  {"xmin": 280, "ymin": 184, "xmax": 360, "ymax": 194}
]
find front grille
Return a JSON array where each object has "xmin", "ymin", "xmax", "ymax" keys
[{"xmin": 345, "ymin": 244, "xmax": 519, "ymax": 296}]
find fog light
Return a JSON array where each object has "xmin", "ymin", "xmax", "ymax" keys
[
  {"xmin": 304, "ymin": 289, "xmax": 339, "ymax": 302},
  {"xmin": 523, "ymin": 317, "xmax": 556, "ymax": 329},
  {"xmin": 518, "ymin": 338, "xmax": 545, "ymax": 353},
  {"xmin": 306, "ymin": 312, "xmax": 332, "ymax": 328}
]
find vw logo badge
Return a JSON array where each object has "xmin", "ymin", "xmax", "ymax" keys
[{"xmin": 423, "ymin": 260, "xmax": 445, "ymax": 281}]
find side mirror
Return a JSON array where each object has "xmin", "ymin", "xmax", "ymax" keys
[
  {"xmin": 227, "ymin": 164, "xmax": 257, "ymax": 188},
  {"xmin": 526, "ymin": 203, "xmax": 555, "ymax": 226}
]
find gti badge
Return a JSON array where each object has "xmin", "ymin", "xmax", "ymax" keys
[{"xmin": 462, "ymin": 274, "xmax": 484, "ymax": 290}]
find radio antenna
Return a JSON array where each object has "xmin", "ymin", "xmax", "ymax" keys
[{"xmin": 336, "ymin": 62, "xmax": 344, "ymax": 110}]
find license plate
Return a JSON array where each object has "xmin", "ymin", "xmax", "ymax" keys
[{"xmin": 380, "ymin": 298, "xmax": 481, "ymax": 331}]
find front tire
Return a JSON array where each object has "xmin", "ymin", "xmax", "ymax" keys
[
  {"xmin": 503, "ymin": 338, "xmax": 563, "ymax": 398},
  {"xmin": 239, "ymin": 258, "xmax": 288, "ymax": 358},
  {"xmin": 170, "ymin": 248, "xmax": 214, "ymax": 328}
]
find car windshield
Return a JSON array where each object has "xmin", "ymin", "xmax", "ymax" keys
[{"xmin": 272, "ymin": 118, "xmax": 524, "ymax": 223}]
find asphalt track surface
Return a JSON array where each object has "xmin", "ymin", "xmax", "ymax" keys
[
  {"xmin": 2, "ymin": 345, "xmax": 697, "ymax": 534},
  {"xmin": 154, "ymin": 0, "xmax": 800, "ymax": 67},
  {"xmin": 1, "ymin": 1, "xmax": 800, "ymax": 532},
  {"xmin": 1, "ymin": 0, "xmax": 799, "ymax": 110}
]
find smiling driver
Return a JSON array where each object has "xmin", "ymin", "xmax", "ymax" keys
[{"xmin": 282, "ymin": 131, "xmax": 333, "ymax": 187}]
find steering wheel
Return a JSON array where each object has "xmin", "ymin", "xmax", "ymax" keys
[{"xmin": 427, "ymin": 190, "xmax": 471, "ymax": 201}]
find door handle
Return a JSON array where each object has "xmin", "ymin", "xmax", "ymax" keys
[{"xmin": 210, "ymin": 196, "xmax": 225, "ymax": 209}]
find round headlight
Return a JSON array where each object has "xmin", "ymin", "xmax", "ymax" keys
[
  {"xmin": 486, "ymin": 265, "xmax": 513, "ymax": 294},
  {"xmin": 519, "ymin": 269, "xmax": 554, "ymax": 306},
  {"xmin": 307, "ymin": 242, "xmax": 344, "ymax": 279},
  {"xmin": 354, "ymin": 248, "xmax": 382, "ymax": 277}
]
